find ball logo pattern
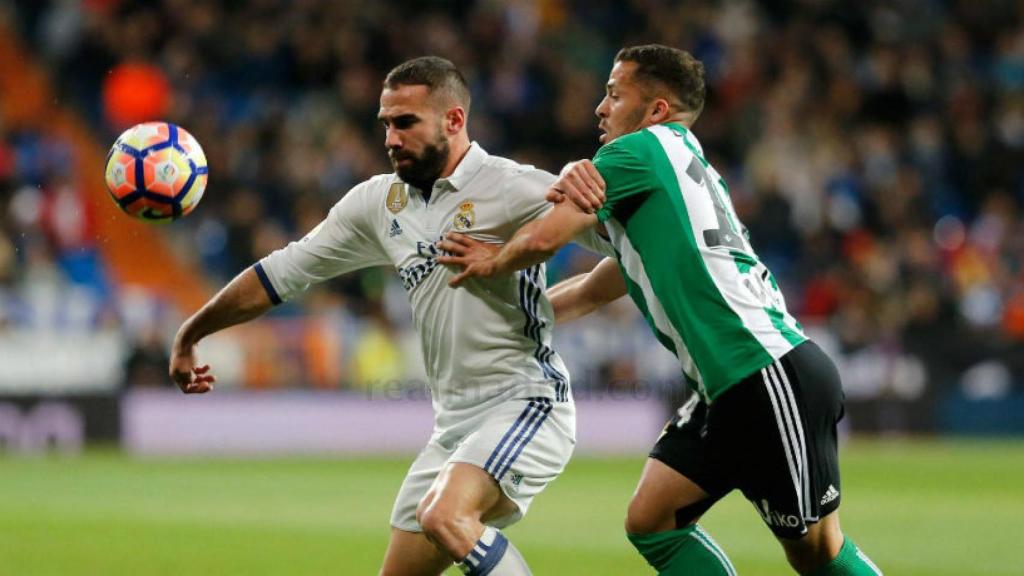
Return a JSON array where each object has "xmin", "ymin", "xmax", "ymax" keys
[{"xmin": 104, "ymin": 122, "xmax": 208, "ymax": 222}]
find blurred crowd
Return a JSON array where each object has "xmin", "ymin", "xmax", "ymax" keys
[{"xmin": 1, "ymin": 0, "xmax": 1023, "ymax": 426}]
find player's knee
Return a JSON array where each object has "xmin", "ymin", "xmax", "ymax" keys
[
  {"xmin": 625, "ymin": 496, "xmax": 674, "ymax": 535},
  {"xmin": 783, "ymin": 542, "xmax": 835, "ymax": 574},
  {"xmin": 779, "ymin": 523, "xmax": 844, "ymax": 574},
  {"xmin": 418, "ymin": 504, "xmax": 465, "ymax": 550},
  {"xmin": 414, "ymin": 490, "xmax": 437, "ymax": 527}
]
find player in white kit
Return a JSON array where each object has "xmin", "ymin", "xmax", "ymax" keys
[{"xmin": 169, "ymin": 57, "xmax": 610, "ymax": 576}]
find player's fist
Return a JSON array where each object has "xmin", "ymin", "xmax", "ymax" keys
[{"xmin": 552, "ymin": 160, "xmax": 605, "ymax": 213}]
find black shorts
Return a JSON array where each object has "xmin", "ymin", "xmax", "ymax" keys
[{"xmin": 650, "ymin": 340, "xmax": 845, "ymax": 539}]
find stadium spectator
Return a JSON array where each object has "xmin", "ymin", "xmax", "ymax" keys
[{"xmin": 3, "ymin": 0, "xmax": 1022, "ymax": 431}]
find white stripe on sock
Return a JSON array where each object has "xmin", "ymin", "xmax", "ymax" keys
[
  {"xmin": 690, "ymin": 528, "xmax": 736, "ymax": 576},
  {"xmin": 857, "ymin": 548, "xmax": 883, "ymax": 575}
]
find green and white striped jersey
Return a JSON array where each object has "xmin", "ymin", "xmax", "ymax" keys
[{"xmin": 593, "ymin": 123, "xmax": 806, "ymax": 402}]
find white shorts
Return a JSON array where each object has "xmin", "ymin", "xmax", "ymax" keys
[{"xmin": 390, "ymin": 396, "xmax": 575, "ymax": 532}]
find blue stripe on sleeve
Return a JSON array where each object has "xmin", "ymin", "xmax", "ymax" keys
[{"xmin": 252, "ymin": 262, "xmax": 283, "ymax": 305}]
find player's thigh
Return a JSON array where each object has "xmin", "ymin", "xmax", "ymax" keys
[
  {"xmin": 419, "ymin": 461, "xmax": 517, "ymax": 525},
  {"xmin": 448, "ymin": 396, "xmax": 575, "ymax": 528},
  {"xmin": 627, "ymin": 458, "xmax": 719, "ymax": 534},
  {"xmin": 380, "ymin": 527, "xmax": 452, "ymax": 576},
  {"xmin": 392, "ymin": 440, "xmax": 451, "ymax": 533},
  {"xmin": 631, "ymin": 395, "xmax": 729, "ymax": 534}
]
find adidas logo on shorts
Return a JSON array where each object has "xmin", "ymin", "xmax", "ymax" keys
[{"xmin": 820, "ymin": 485, "xmax": 840, "ymax": 506}]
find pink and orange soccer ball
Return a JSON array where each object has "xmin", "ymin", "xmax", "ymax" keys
[{"xmin": 104, "ymin": 122, "xmax": 208, "ymax": 222}]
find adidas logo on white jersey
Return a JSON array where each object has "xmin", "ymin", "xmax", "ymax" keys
[
  {"xmin": 820, "ymin": 485, "xmax": 840, "ymax": 506},
  {"xmin": 388, "ymin": 219, "xmax": 403, "ymax": 238}
]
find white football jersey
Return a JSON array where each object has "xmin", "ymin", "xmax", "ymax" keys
[{"xmin": 257, "ymin": 143, "xmax": 612, "ymax": 426}]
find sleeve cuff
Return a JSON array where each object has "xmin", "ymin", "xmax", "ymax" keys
[{"xmin": 252, "ymin": 262, "xmax": 283, "ymax": 305}]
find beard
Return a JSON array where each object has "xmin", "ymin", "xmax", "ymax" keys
[
  {"xmin": 603, "ymin": 105, "xmax": 650, "ymax": 143},
  {"xmin": 389, "ymin": 132, "xmax": 450, "ymax": 191}
]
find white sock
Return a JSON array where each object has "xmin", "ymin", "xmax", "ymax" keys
[{"xmin": 458, "ymin": 526, "xmax": 532, "ymax": 576}]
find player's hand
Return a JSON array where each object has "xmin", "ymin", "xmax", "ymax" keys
[
  {"xmin": 169, "ymin": 338, "xmax": 216, "ymax": 394},
  {"xmin": 551, "ymin": 160, "xmax": 605, "ymax": 213},
  {"xmin": 436, "ymin": 232, "xmax": 501, "ymax": 287},
  {"xmin": 545, "ymin": 189, "xmax": 566, "ymax": 204}
]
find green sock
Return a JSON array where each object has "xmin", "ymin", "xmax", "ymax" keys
[
  {"xmin": 627, "ymin": 524, "xmax": 736, "ymax": 575},
  {"xmin": 810, "ymin": 537, "xmax": 882, "ymax": 575}
]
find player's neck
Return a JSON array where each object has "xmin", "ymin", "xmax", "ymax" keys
[
  {"xmin": 439, "ymin": 136, "xmax": 471, "ymax": 179},
  {"xmin": 664, "ymin": 112, "xmax": 696, "ymax": 129},
  {"xmin": 636, "ymin": 113, "xmax": 695, "ymax": 136}
]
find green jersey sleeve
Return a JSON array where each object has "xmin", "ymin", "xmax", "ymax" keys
[{"xmin": 593, "ymin": 133, "xmax": 656, "ymax": 223}]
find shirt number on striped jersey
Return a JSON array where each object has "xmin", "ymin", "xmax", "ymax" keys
[{"xmin": 685, "ymin": 156, "xmax": 744, "ymax": 250}]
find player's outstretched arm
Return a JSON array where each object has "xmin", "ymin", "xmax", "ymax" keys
[
  {"xmin": 169, "ymin": 266, "xmax": 274, "ymax": 393},
  {"xmin": 548, "ymin": 257, "xmax": 627, "ymax": 324},
  {"xmin": 439, "ymin": 200, "xmax": 598, "ymax": 286}
]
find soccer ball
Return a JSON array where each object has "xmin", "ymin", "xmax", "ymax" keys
[{"xmin": 104, "ymin": 122, "xmax": 208, "ymax": 222}]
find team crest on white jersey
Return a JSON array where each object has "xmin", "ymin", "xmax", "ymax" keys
[
  {"xmin": 386, "ymin": 183, "xmax": 408, "ymax": 214},
  {"xmin": 454, "ymin": 201, "xmax": 475, "ymax": 230}
]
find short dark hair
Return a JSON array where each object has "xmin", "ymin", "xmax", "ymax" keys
[
  {"xmin": 383, "ymin": 56, "xmax": 471, "ymax": 114},
  {"xmin": 615, "ymin": 44, "xmax": 705, "ymax": 118}
]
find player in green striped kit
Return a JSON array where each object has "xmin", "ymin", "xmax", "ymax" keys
[{"xmin": 439, "ymin": 45, "xmax": 881, "ymax": 575}]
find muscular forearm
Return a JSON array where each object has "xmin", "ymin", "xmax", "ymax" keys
[
  {"xmin": 491, "ymin": 201, "xmax": 598, "ymax": 275},
  {"xmin": 442, "ymin": 201, "xmax": 598, "ymax": 286},
  {"xmin": 548, "ymin": 257, "xmax": 627, "ymax": 324},
  {"xmin": 491, "ymin": 219, "xmax": 563, "ymax": 275},
  {"xmin": 175, "ymin": 266, "xmax": 274, "ymax": 346}
]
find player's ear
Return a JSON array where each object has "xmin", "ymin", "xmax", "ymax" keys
[
  {"xmin": 649, "ymin": 98, "xmax": 672, "ymax": 124},
  {"xmin": 445, "ymin": 106, "xmax": 466, "ymax": 134}
]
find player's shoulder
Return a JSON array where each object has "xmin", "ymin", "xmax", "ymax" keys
[
  {"xmin": 361, "ymin": 172, "xmax": 403, "ymax": 194},
  {"xmin": 643, "ymin": 123, "xmax": 705, "ymax": 159},
  {"xmin": 479, "ymin": 154, "xmax": 556, "ymax": 196},
  {"xmin": 328, "ymin": 173, "xmax": 398, "ymax": 217},
  {"xmin": 356, "ymin": 173, "xmax": 409, "ymax": 200},
  {"xmin": 480, "ymin": 153, "xmax": 550, "ymax": 179}
]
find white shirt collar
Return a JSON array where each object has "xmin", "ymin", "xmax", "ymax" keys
[{"xmin": 437, "ymin": 142, "xmax": 487, "ymax": 192}]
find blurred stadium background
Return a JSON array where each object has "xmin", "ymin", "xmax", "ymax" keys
[{"xmin": 0, "ymin": 0, "xmax": 1022, "ymax": 574}]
